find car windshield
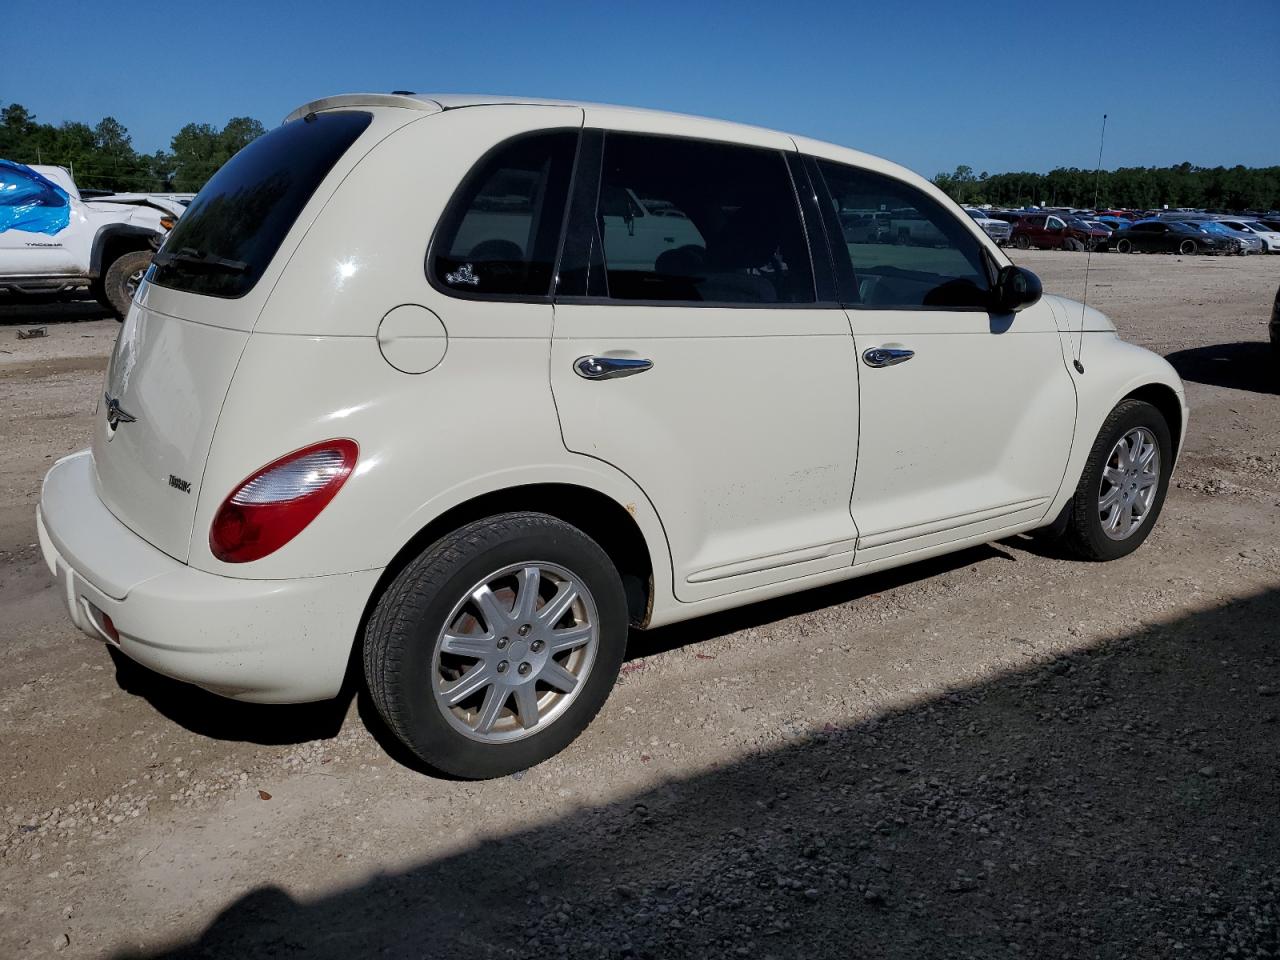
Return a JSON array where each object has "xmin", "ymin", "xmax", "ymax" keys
[
  {"xmin": 964, "ymin": 209, "xmax": 985, "ymax": 219},
  {"xmin": 1245, "ymin": 222, "xmax": 1269, "ymax": 232}
]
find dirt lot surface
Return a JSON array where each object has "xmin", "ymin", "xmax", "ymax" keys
[{"xmin": 1, "ymin": 252, "xmax": 1277, "ymax": 959}]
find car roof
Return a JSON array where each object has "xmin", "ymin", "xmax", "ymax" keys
[
  {"xmin": 287, "ymin": 91, "xmax": 800, "ymax": 144},
  {"xmin": 283, "ymin": 92, "xmax": 938, "ymax": 200}
]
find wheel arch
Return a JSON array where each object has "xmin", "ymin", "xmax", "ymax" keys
[
  {"xmin": 1044, "ymin": 340, "xmax": 1188, "ymax": 527},
  {"xmin": 1122, "ymin": 381, "xmax": 1184, "ymax": 467},
  {"xmin": 367, "ymin": 482, "xmax": 662, "ymax": 633},
  {"xmin": 89, "ymin": 224, "xmax": 159, "ymax": 277}
]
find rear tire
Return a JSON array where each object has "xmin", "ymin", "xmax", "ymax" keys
[
  {"xmin": 1116, "ymin": 238, "xmax": 1133, "ymax": 254},
  {"xmin": 364, "ymin": 512, "xmax": 628, "ymax": 779},
  {"xmin": 102, "ymin": 250, "xmax": 153, "ymax": 320},
  {"xmin": 1061, "ymin": 400, "xmax": 1172, "ymax": 562}
]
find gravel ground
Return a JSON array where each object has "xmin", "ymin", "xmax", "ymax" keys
[{"xmin": 0, "ymin": 250, "xmax": 1277, "ymax": 959}]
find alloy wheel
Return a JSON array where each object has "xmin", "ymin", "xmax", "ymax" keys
[
  {"xmin": 431, "ymin": 562, "xmax": 599, "ymax": 743},
  {"xmin": 1098, "ymin": 427, "xmax": 1160, "ymax": 541}
]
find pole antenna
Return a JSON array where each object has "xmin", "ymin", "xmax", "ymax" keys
[{"xmin": 1075, "ymin": 113, "xmax": 1108, "ymax": 374}]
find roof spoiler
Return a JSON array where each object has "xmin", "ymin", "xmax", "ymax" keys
[{"xmin": 283, "ymin": 94, "xmax": 442, "ymax": 124}]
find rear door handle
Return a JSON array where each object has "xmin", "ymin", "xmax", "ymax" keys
[
  {"xmin": 862, "ymin": 347, "xmax": 915, "ymax": 368},
  {"xmin": 574, "ymin": 356, "xmax": 654, "ymax": 380}
]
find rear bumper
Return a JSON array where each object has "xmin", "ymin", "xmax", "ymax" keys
[{"xmin": 38, "ymin": 451, "xmax": 381, "ymax": 703}]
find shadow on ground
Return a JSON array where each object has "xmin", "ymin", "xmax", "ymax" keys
[
  {"xmin": 109, "ymin": 647, "xmax": 353, "ymax": 746},
  {"xmin": 1166, "ymin": 340, "xmax": 1278, "ymax": 395},
  {"xmin": 115, "ymin": 587, "xmax": 1280, "ymax": 959},
  {"xmin": 630, "ymin": 543, "xmax": 1011, "ymax": 660},
  {"xmin": 108, "ymin": 544, "xmax": 1008, "ymax": 754},
  {"xmin": 0, "ymin": 293, "xmax": 114, "ymax": 325}
]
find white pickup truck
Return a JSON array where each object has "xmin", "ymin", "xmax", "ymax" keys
[{"xmin": 0, "ymin": 160, "xmax": 185, "ymax": 317}]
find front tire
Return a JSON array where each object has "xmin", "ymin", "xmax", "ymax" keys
[
  {"xmin": 1116, "ymin": 238, "xmax": 1133, "ymax": 254},
  {"xmin": 1061, "ymin": 400, "xmax": 1172, "ymax": 561},
  {"xmin": 1178, "ymin": 239, "xmax": 1198, "ymax": 256},
  {"xmin": 364, "ymin": 512, "xmax": 628, "ymax": 779},
  {"xmin": 1013, "ymin": 234, "xmax": 1031, "ymax": 250},
  {"xmin": 101, "ymin": 250, "xmax": 153, "ymax": 319}
]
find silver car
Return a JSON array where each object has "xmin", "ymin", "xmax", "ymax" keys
[
  {"xmin": 1217, "ymin": 219, "xmax": 1274, "ymax": 254},
  {"xmin": 964, "ymin": 208, "xmax": 1011, "ymax": 246}
]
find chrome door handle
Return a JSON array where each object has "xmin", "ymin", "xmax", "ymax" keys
[
  {"xmin": 574, "ymin": 356, "xmax": 654, "ymax": 380},
  {"xmin": 862, "ymin": 346, "xmax": 915, "ymax": 368}
]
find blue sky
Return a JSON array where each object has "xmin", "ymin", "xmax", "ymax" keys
[{"xmin": 10, "ymin": 0, "xmax": 1279, "ymax": 179}]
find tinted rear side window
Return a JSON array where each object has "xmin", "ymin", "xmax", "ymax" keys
[
  {"xmin": 431, "ymin": 130, "xmax": 578, "ymax": 298},
  {"xmin": 595, "ymin": 133, "xmax": 814, "ymax": 304},
  {"xmin": 151, "ymin": 110, "xmax": 372, "ymax": 299}
]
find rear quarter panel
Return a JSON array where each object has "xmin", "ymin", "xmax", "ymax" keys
[
  {"xmin": 192, "ymin": 331, "xmax": 673, "ymax": 585},
  {"xmin": 190, "ymin": 105, "xmax": 673, "ymax": 598}
]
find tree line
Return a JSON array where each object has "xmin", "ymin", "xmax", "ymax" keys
[
  {"xmin": 0, "ymin": 102, "xmax": 265, "ymax": 193},
  {"xmin": 6, "ymin": 99, "xmax": 1278, "ymax": 212},
  {"xmin": 932, "ymin": 163, "xmax": 1280, "ymax": 212}
]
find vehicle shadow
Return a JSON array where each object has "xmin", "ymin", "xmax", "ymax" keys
[
  {"xmin": 1165, "ymin": 341, "xmax": 1277, "ymax": 395},
  {"xmin": 629, "ymin": 543, "xmax": 1011, "ymax": 660},
  {"xmin": 112, "ymin": 589, "xmax": 1280, "ymax": 959},
  {"xmin": 0, "ymin": 294, "xmax": 114, "ymax": 325},
  {"xmin": 108, "ymin": 647, "xmax": 353, "ymax": 746},
  {"xmin": 109, "ymin": 544, "xmax": 1010, "ymax": 760}
]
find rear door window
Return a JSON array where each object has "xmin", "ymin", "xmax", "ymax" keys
[
  {"xmin": 431, "ymin": 130, "xmax": 578, "ymax": 298},
  {"xmin": 814, "ymin": 160, "xmax": 990, "ymax": 309},
  {"xmin": 593, "ymin": 133, "xmax": 815, "ymax": 304},
  {"xmin": 151, "ymin": 110, "xmax": 372, "ymax": 299}
]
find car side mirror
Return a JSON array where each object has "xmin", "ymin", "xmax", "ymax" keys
[{"xmin": 991, "ymin": 264, "xmax": 1042, "ymax": 313}]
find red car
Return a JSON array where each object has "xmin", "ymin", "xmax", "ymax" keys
[{"xmin": 1011, "ymin": 213, "xmax": 1111, "ymax": 251}]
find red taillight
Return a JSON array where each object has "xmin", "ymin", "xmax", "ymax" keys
[{"xmin": 209, "ymin": 439, "xmax": 358, "ymax": 563}]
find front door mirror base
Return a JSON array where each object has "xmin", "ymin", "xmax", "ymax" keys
[{"xmin": 992, "ymin": 264, "xmax": 1043, "ymax": 313}]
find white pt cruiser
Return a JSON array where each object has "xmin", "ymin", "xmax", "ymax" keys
[{"xmin": 37, "ymin": 94, "xmax": 1187, "ymax": 778}]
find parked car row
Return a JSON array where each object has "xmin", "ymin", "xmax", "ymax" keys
[
  {"xmin": 1158, "ymin": 214, "xmax": 1280, "ymax": 254},
  {"xmin": 1004, "ymin": 213, "xmax": 1111, "ymax": 252},
  {"xmin": 1111, "ymin": 220, "xmax": 1236, "ymax": 256},
  {"xmin": 967, "ymin": 204, "xmax": 1280, "ymax": 256}
]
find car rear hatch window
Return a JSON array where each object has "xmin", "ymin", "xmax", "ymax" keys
[{"xmin": 150, "ymin": 110, "xmax": 372, "ymax": 299}]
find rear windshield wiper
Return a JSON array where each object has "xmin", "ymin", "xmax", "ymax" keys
[{"xmin": 153, "ymin": 247, "xmax": 249, "ymax": 273}]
